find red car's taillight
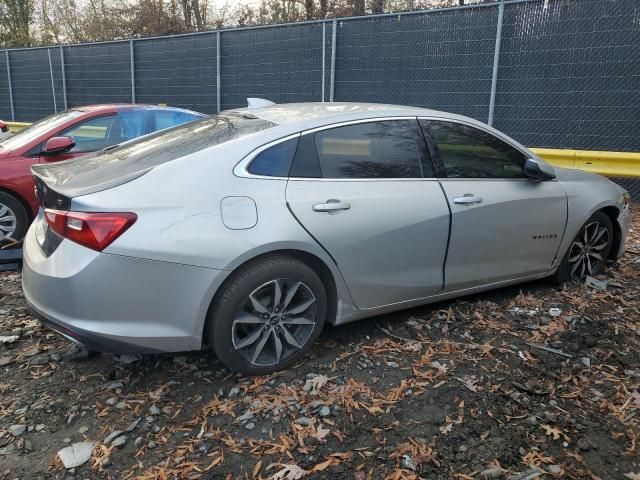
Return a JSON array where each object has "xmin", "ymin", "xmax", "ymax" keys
[
  {"xmin": 0, "ymin": 121, "xmax": 7, "ymax": 133},
  {"xmin": 44, "ymin": 209, "xmax": 137, "ymax": 252}
]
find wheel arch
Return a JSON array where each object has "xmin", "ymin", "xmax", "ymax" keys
[
  {"xmin": 202, "ymin": 248, "xmax": 341, "ymax": 349},
  {"xmin": 599, "ymin": 205, "xmax": 622, "ymax": 261}
]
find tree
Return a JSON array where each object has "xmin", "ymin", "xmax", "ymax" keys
[
  {"xmin": 0, "ymin": 0, "xmax": 34, "ymax": 47},
  {"xmin": 353, "ymin": 0, "xmax": 365, "ymax": 16},
  {"xmin": 372, "ymin": 0, "xmax": 384, "ymax": 14}
]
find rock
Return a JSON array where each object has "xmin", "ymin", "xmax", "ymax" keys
[
  {"xmin": 105, "ymin": 396, "xmax": 118, "ymax": 406},
  {"xmin": 104, "ymin": 381, "xmax": 124, "ymax": 390},
  {"xmin": 101, "ymin": 456, "xmax": 112, "ymax": 468},
  {"xmin": 236, "ymin": 411, "xmax": 255, "ymax": 423},
  {"xmin": 294, "ymin": 417, "xmax": 312, "ymax": 427},
  {"xmin": 115, "ymin": 401, "xmax": 127, "ymax": 410},
  {"xmin": 319, "ymin": 406, "xmax": 331, "ymax": 417},
  {"xmin": 509, "ymin": 468, "xmax": 544, "ymax": 480},
  {"xmin": 104, "ymin": 430, "xmax": 125, "ymax": 445},
  {"xmin": 386, "ymin": 361, "xmax": 399, "ymax": 368},
  {"xmin": 480, "ymin": 467, "xmax": 504, "ymax": 479},
  {"xmin": 126, "ymin": 417, "xmax": 141, "ymax": 432},
  {"xmin": 35, "ymin": 424, "xmax": 45, "ymax": 432},
  {"xmin": 227, "ymin": 387, "xmax": 241, "ymax": 399},
  {"xmin": 546, "ymin": 465, "xmax": 562, "ymax": 474},
  {"xmin": 114, "ymin": 354, "xmax": 138, "ymax": 364},
  {"xmin": 111, "ymin": 435, "xmax": 128, "ymax": 448},
  {"xmin": 8, "ymin": 424, "xmax": 26, "ymax": 437},
  {"xmin": 30, "ymin": 355, "xmax": 50, "ymax": 365},
  {"xmin": 62, "ymin": 345, "xmax": 90, "ymax": 361},
  {"xmin": 244, "ymin": 422, "xmax": 256, "ymax": 430},
  {"xmin": 0, "ymin": 444, "xmax": 16, "ymax": 455},
  {"xmin": 147, "ymin": 441, "xmax": 157, "ymax": 449},
  {"xmin": 548, "ymin": 307, "xmax": 562, "ymax": 317},
  {"xmin": 0, "ymin": 335, "xmax": 18, "ymax": 344},
  {"xmin": 67, "ymin": 414, "xmax": 78, "ymax": 426},
  {"xmin": 57, "ymin": 442, "xmax": 95, "ymax": 469},
  {"xmin": 149, "ymin": 405, "xmax": 161, "ymax": 416},
  {"xmin": 134, "ymin": 437, "xmax": 144, "ymax": 448},
  {"xmin": 581, "ymin": 357, "xmax": 591, "ymax": 367},
  {"xmin": 577, "ymin": 438, "xmax": 592, "ymax": 451},
  {"xmin": 78, "ymin": 426, "xmax": 89, "ymax": 435},
  {"xmin": 401, "ymin": 454, "xmax": 416, "ymax": 471}
]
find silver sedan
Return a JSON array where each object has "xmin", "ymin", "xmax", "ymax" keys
[{"xmin": 22, "ymin": 102, "xmax": 630, "ymax": 374}]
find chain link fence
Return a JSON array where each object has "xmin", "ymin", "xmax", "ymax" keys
[{"xmin": 0, "ymin": 0, "xmax": 639, "ymax": 153}]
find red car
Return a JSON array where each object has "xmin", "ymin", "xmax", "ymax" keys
[{"xmin": 0, "ymin": 104, "xmax": 204, "ymax": 240}]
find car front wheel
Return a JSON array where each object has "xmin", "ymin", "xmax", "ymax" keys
[
  {"xmin": 555, "ymin": 211, "xmax": 613, "ymax": 283},
  {"xmin": 208, "ymin": 255, "xmax": 327, "ymax": 375}
]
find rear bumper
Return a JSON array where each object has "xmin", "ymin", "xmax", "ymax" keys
[
  {"xmin": 27, "ymin": 300, "xmax": 161, "ymax": 353},
  {"xmin": 22, "ymin": 224, "xmax": 229, "ymax": 353}
]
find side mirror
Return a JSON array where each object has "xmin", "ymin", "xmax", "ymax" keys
[
  {"xmin": 44, "ymin": 136, "xmax": 75, "ymax": 155},
  {"xmin": 524, "ymin": 158, "xmax": 556, "ymax": 181}
]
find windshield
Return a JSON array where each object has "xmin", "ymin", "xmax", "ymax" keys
[
  {"xmin": 32, "ymin": 113, "xmax": 276, "ymax": 197},
  {"xmin": 0, "ymin": 110, "xmax": 84, "ymax": 151}
]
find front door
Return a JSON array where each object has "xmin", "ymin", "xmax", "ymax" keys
[
  {"xmin": 419, "ymin": 119, "xmax": 567, "ymax": 291},
  {"xmin": 286, "ymin": 119, "xmax": 450, "ymax": 309}
]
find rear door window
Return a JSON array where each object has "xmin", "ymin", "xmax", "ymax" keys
[{"xmin": 312, "ymin": 120, "xmax": 432, "ymax": 179}]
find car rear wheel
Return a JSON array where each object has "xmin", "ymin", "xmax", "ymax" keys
[
  {"xmin": 555, "ymin": 211, "xmax": 613, "ymax": 284},
  {"xmin": 0, "ymin": 192, "xmax": 28, "ymax": 241},
  {"xmin": 208, "ymin": 255, "xmax": 327, "ymax": 375}
]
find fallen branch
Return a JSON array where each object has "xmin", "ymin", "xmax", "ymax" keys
[{"xmin": 526, "ymin": 342, "xmax": 573, "ymax": 359}]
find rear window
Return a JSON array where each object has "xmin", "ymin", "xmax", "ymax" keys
[{"xmin": 32, "ymin": 113, "xmax": 276, "ymax": 198}]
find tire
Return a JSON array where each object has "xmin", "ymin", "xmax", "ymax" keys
[
  {"xmin": 0, "ymin": 192, "xmax": 29, "ymax": 241},
  {"xmin": 554, "ymin": 211, "xmax": 613, "ymax": 284},
  {"xmin": 208, "ymin": 255, "xmax": 328, "ymax": 375}
]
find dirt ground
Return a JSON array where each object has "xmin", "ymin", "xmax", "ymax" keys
[{"xmin": 1, "ymin": 209, "xmax": 639, "ymax": 480}]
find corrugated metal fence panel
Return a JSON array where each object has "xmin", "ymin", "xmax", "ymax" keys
[
  {"xmin": 220, "ymin": 23, "xmax": 324, "ymax": 110},
  {"xmin": 0, "ymin": 55, "xmax": 11, "ymax": 120},
  {"xmin": 494, "ymin": 0, "xmax": 640, "ymax": 152},
  {"xmin": 64, "ymin": 42, "xmax": 132, "ymax": 106},
  {"xmin": 9, "ymin": 49, "xmax": 56, "ymax": 122},
  {"xmin": 333, "ymin": 6, "xmax": 498, "ymax": 121},
  {"xmin": 135, "ymin": 33, "xmax": 218, "ymax": 114}
]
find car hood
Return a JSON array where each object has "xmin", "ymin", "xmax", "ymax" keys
[{"xmin": 552, "ymin": 166, "xmax": 603, "ymax": 182}]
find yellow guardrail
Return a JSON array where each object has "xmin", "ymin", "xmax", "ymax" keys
[
  {"xmin": 6, "ymin": 122, "xmax": 31, "ymax": 133},
  {"xmin": 4, "ymin": 121, "xmax": 640, "ymax": 178},
  {"xmin": 531, "ymin": 148, "xmax": 640, "ymax": 178}
]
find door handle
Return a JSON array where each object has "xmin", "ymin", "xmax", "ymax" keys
[
  {"xmin": 312, "ymin": 199, "xmax": 351, "ymax": 213},
  {"xmin": 453, "ymin": 194, "xmax": 483, "ymax": 205}
]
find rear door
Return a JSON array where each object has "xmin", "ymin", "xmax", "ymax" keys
[
  {"xmin": 419, "ymin": 119, "xmax": 567, "ymax": 291},
  {"xmin": 286, "ymin": 119, "xmax": 450, "ymax": 309}
]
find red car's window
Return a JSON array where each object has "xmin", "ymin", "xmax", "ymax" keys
[{"xmin": 0, "ymin": 110, "xmax": 84, "ymax": 151}]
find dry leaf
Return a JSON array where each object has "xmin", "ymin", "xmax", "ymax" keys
[{"xmin": 268, "ymin": 464, "xmax": 309, "ymax": 480}]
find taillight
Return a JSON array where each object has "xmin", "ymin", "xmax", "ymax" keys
[
  {"xmin": 44, "ymin": 209, "xmax": 137, "ymax": 252},
  {"xmin": 0, "ymin": 121, "xmax": 7, "ymax": 133}
]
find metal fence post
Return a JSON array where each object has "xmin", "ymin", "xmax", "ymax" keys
[
  {"xmin": 47, "ymin": 48, "xmax": 57, "ymax": 113},
  {"xmin": 5, "ymin": 51, "xmax": 15, "ymax": 121},
  {"xmin": 329, "ymin": 19, "xmax": 337, "ymax": 102},
  {"xmin": 488, "ymin": 0, "xmax": 505, "ymax": 127},
  {"xmin": 321, "ymin": 22, "xmax": 326, "ymax": 102},
  {"xmin": 216, "ymin": 30, "xmax": 221, "ymax": 113},
  {"xmin": 60, "ymin": 46, "xmax": 67, "ymax": 110},
  {"xmin": 129, "ymin": 39, "xmax": 136, "ymax": 103}
]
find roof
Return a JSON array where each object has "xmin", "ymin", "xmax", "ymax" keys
[
  {"xmin": 229, "ymin": 101, "xmax": 475, "ymax": 132},
  {"xmin": 73, "ymin": 104, "xmax": 205, "ymax": 115}
]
